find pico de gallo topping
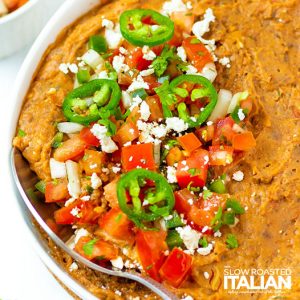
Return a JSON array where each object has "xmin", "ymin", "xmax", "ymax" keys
[{"xmin": 27, "ymin": 3, "xmax": 257, "ymax": 289}]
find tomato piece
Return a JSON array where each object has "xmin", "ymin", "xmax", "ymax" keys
[
  {"xmin": 182, "ymin": 36, "xmax": 213, "ymax": 71},
  {"xmin": 121, "ymin": 143, "xmax": 156, "ymax": 171},
  {"xmin": 81, "ymin": 149, "xmax": 106, "ymax": 176},
  {"xmin": 99, "ymin": 208, "xmax": 134, "ymax": 243},
  {"xmin": 232, "ymin": 131, "xmax": 256, "ymax": 151},
  {"xmin": 159, "ymin": 248, "xmax": 192, "ymax": 287},
  {"xmin": 54, "ymin": 200, "xmax": 101, "ymax": 225},
  {"xmin": 127, "ymin": 106, "xmax": 141, "ymax": 124},
  {"xmin": 114, "ymin": 121, "xmax": 139, "ymax": 146},
  {"xmin": 136, "ymin": 230, "xmax": 168, "ymax": 282},
  {"xmin": 145, "ymin": 95, "xmax": 164, "ymax": 121},
  {"xmin": 103, "ymin": 177, "xmax": 119, "ymax": 208},
  {"xmin": 143, "ymin": 75, "xmax": 161, "ymax": 93},
  {"xmin": 209, "ymin": 145, "xmax": 234, "ymax": 166},
  {"xmin": 212, "ymin": 116, "xmax": 236, "ymax": 145},
  {"xmin": 196, "ymin": 125, "xmax": 215, "ymax": 143},
  {"xmin": 125, "ymin": 47, "xmax": 152, "ymax": 71},
  {"xmin": 177, "ymin": 133, "xmax": 202, "ymax": 153},
  {"xmin": 79, "ymin": 127, "xmax": 100, "ymax": 147},
  {"xmin": 166, "ymin": 146, "xmax": 184, "ymax": 166},
  {"xmin": 167, "ymin": 25, "xmax": 183, "ymax": 47},
  {"xmin": 170, "ymin": 12, "xmax": 195, "ymax": 34},
  {"xmin": 53, "ymin": 136, "xmax": 86, "ymax": 162},
  {"xmin": 45, "ymin": 180, "xmax": 69, "ymax": 203},
  {"xmin": 176, "ymin": 149, "xmax": 209, "ymax": 188},
  {"xmin": 75, "ymin": 236, "xmax": 118, "ymax": 261},
  {"xmin": 174, "ymin": 188, "xmax": 197, "ymax": 215}
]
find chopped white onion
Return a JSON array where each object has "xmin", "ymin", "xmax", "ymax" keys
[
  {"xmin": 57, "ymin": 122, "xmax": 84, "ymax": 134},
  {"xmin": 66, "ymin": 160, "xmax": 81, "ymax": 199},
  {"xmin": 200, "ymin": 62, "xmax": 217, "ymax": 82},
  {"xmin": 153, "ymin": 143, "xmax": 161, "ymax": 166},
  {"xmin": 121, "ymin": 91, "xmax": 132, "ymax": 109},
  {"xmin": 208, "ymin": 89, "xmax": 232, "ymax": 122},
  {"xmin": 82, "ymin": 49, "xmax": 104, "ymax": 69},
  {"xmin": 227, "ymin": 91, "xmax": 249, "ymax": 114},
  {"xmin": 49, "ymin": 158, "xmax": 66, "ymax": 179}
]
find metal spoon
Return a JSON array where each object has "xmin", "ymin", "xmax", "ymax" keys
[{"xmin": 10, "ymin": 148, "xmax": 179, "ymax": 300}]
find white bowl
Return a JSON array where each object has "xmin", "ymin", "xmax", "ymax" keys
[{"xmin": 0, "ymin": 0, "xmax": 65, "ymax": 59}]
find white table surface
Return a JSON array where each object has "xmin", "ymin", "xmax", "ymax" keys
[{"xmin": 0, "ymin": 19, "xmax": 73, "ymax": 300}]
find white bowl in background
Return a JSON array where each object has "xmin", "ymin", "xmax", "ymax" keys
[{"xmin": 0, "ymin": 0, "xmax": 65, "ymax": 59}]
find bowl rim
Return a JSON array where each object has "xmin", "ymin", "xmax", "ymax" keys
[{"xmin": 0, "ymin": 0, "xmax": 40, "ymax": 25}]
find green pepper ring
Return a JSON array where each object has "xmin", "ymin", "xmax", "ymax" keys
[
  {"xmin": 62, "ymin": 79, "xmax": 121, "ymax": 125},
  {"xmin": 170, "ymin": 74, "xmax": 218, "ymax": 128},
  {"xmin": 117, "ymin": 169, "xmax": 175, "ymax": 227},
  {"xmin": 119, "ymin": 9, "xmax": 174, "ymax": 47}
]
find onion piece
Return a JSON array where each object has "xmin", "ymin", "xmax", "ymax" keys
[
  {"xmin": 82, "ymin": 49, "xmax": 104, "ymax": 69},
  {"xmin": 227, "ymin": 91, "xmax": 249, "ymax": 114},
  {"xmin": 49, "ymin": 158, "xmax": 66, "ymax": 179},
  {"xmin": 66, "ymin": 160, "xmax": 81, "ymax": 199},
  {"xmin": 200, "ymin": 62, "xmax": 217, "ymax": 82},
  {"xmin": 57, "ymin": 122, "xmax": 84, "ymax": 134},
  {"xmin": 121, "ymin": 90, "xmax": 132, "ymax": 109},
  {"xmin": 208, "ymin": 89, "xmax": 232, "ymax": 122}
]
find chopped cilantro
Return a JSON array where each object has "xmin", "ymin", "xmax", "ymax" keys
[
  {"xmin": 18, "ymin": 129, "xmax": 26, "ymax": 137},
  {"xmin": 188, "ymin": 168, "xmax": 202, "ymax": 176},
  {"xmin": 83, "ymin": 239, "xmax": 98, "ymax": 256},
  {"xmin": 51, "ymin": 132, "xmax": 63, "ymax": 149},
  {"xmin": 222, "ymin": 212, "xmax": 235, "ymax": 225},
  {"xmin": 210, "ymin": 206, "xmax": 223, "ymax": 231},
  {"xmin": 199, "ymin": 237, "xmax": 208, "ymax": 248},
  {"xmin": 226, "ymin": 234, "xmax": 238, "ymax": 249},
  {"xmin": 151, "ymin": 45, "xmax": 175, "ymax": 77},
  {"xmin": 86, "ymin": 185, "xmax": 94, "ymax": 195},
  {"xmin": 226, "ymin": 199, "xmax": 245, "ymax": 214}
]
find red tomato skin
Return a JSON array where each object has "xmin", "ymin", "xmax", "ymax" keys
[
  {"xmin": 136, "ymin": 230, "xmax": 168, "ymax": 282},
  {"xmin": 174, "ymin": 188, "xmax": 197, "ymax": 215},
  {"xmin": 176, "ymin": 149, "xmax": 209, "ymax": 188},
  {"xmin": 159, "ymin": 248, "xmax": 192, "ymax": 288},
  {"xmin": 208, "ymin": 145, "xmax": 234, "ymax": 166},
  {"xmin": 45, "ymin": 181, "xmax": 69, "ymax": 203},
  {"xmin": 212, "ymin": 116, "xmax": 236, "ymax": 145},
  {"xmin": 79, "ymin": 127, "xmax": 100, "ymax": 147}
]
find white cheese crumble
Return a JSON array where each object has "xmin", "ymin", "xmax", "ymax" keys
[
  {"xmin": 97, "ymin": 70, "xmax": 109, "ymax": 79},
  {"xmin": 140, "ymin": 68, "xmax": 155, "ymax": 77},
  {"xmin": 121, "ymin": 90, "xmax": 132, "ymax": 109},
  {"xmin": 214, "ymin": 230, "xmax": 222, "ymax": 237},
  {"xmin": 142, "ymin": 46, "xmax": 156, "ymax": 61},
  {"xmin": 119, "ymin": 46, "xmax": 128, "ymax": 55},
  {"xmin": 112, "ymin": 166, "xmax": 121, "ymax": 173},
  {"xmin": 81, "ymin": 195, "xmax": 91, "ymax": 201},
  {"xmin": 232, "ymin": 170, "xmax": 244, "ymax": 181},
  {"xmin": 130, "ymin": 95, "xmax": 143, "ymax": 111},
  {"xmin": 237, "ymin": 108, "xmax": 246, "ymax": 121},
  {"xmin": 59, "ymin": 63, "xmax": 79, "ymax": 74},
  {"xmin": 59, "ymin": 63, "xmax": 69, "ymax": 74},
  {"xmin": 127, "ymin": 74, "xmax": 149, "ymax": 92},
  {"xmin": 70, "ymin": 207, "xmax": 80, "ymax": 217},
  {"xmin": 182, "ymin": 296, "xmax": 193, "ymax": 300},
  {"xmin": 161, "ymin": 0, "xmax": 189, "ymax": 16},
  {"xmin": 91, "ymin": 124, "xmax": 118, "ymax": 153},
  {"xmin": 102, "ymin": 18, "xmax": 114, "ymax": 29},
  {"xmin": 112, "ymin": 55, "xmax": 130, "ymax": 74},
  {"xmin": 219, "ymin": 56, "xmax": 231, "ymax": 68},
  {"xmin": 69, "ymin": 262, "xmax": 78, "ymax": 272},
  {"xmin": 192, "ymin": 8, "xmax": 215, "ymax": 39},
  {"xmin": 185, "ymin": 65, "xmax": 198, "ymax": 75},
  {"xmin": 74, "ymin": 228, "xmax": 90, "ymax": 244},
  {"xmin": 176, "ymin": 225, "xmax": 201, "ymax": 254},
  {"xmin": 103, "ymin": 20, "xmax": 123, "ymax": 49},
  {"xmin": 49, "ymin": 158, "xmax": 66, "ymax": 179},
  {"xmin": 166, "ymin": 117, "xmax": 189, "ymax": 132},
  {"xmin": 140, "ymin": 101, "xmax": 151, "ymax": 121},
  {"xmin": 110, "ymin": 256, "xmax": 124, "ymax": 269},
  {"xmin": 91, "ymin": 172, "xmax": 102, "ymax": 189},
  {"xmin": 203, "ymin": 271, "xmax": 210, "ymax": 279},
  {"xmin": 197, "ymin": 243, "xmax": 213, "ymax": 255},
  {"xmin": 166, "ymin": 166, "xmax": 177, "ymax": 183},
  {"xmin": 177, "ymin": 46, "xmax": 187, "ymax": 62}
]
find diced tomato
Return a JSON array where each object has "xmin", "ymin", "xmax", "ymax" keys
[
  {"xmin": 196, "ymin": 125, "xmax": 215, "ymax": 143},
  {"xmin": 232, "ymin": 131, "xmax": 256, "ymax": 151},
  {"xmin": 103, "ymin": 177, "xmax": 119, "ymax": 208},
  {"xmin": 45, "ymin": 180, "xmax": 69, "ymax": 203},
  {"xmin": 170, "ymin": 12, "xmax": 195, "ymax": 34},
  {"xmin": 176, "ymin": 149, "xmax": 209, "ymax": 188},
  {"xmin": 108, "ymin": 48, "xmax": 120, "ymax": 64},
  {"xmin": 167, "ymin": 25, "xmax": 183, "ymax": 47},
  {"xmin": 143, "ymin": 75, "xmax": 161, "ymax": 93},
  {"xmin": 145, "ymin": 95, "xmax": 164, "ymax": 121},
  {"xmin": 175, "ymin": 189, "xmax": 226, "ymax": 228},
  {"xmin": 212, "ymin": 116, "xmax": 235, "ymax": 145},
  {"xmin": 136, "ymin": 229, "xmax": 168, "ymax": 282},
  {"xmin": 81, "ymin": 149, "xmax": 106, "ymax": 176},
  {"xmin": 177, "ymin": 133, "xmax": 202, "ymax": 153},
  {"xmin": 53, "ymin": 136, "xmax": 86, "ymax": 162},
  {"xmin": 166, "ymin": 146, "xmax": 184, "ymax": 166},
  {"xmin": 174, "ymin": 188, "xmax": 197, "ymax": 215},
  {"xmin": 127, "ymin": 106, "xmax": 141, "ymax": 124},
  {"xmin": 54, "ymin": 200, "xmax": 101, "ymax": 225},
  {"xmin": 99, "ymin": 208, "xmax": 134, "ymax": 243},
  {"xmin": 79, "ymin": 126, "xmax": 100, "ymax": 147},
  {"xmin": 75, "ymin": 236, "xmax": 118, "ymax": 261},
  {"xmin": 121, "ymin": 143, "xmax": 156, "ymax": 171},
  {"xmin": 159, "ymin": 248, "xmax": 192, "ymax": 287},
  {"xmin": 125, "ymin": 47, "xmax": 152, "ymax": 71},
  {"xmin": 114, "ymin": 121, "xmax": 139, "ymax": 146},
  {"xmin": 209, "ymin": 145, "xmax": 234, "ymax": 166},
  {"xmin": 182, "ymin": 36, "xmax": 213, "ymax": 71}
]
